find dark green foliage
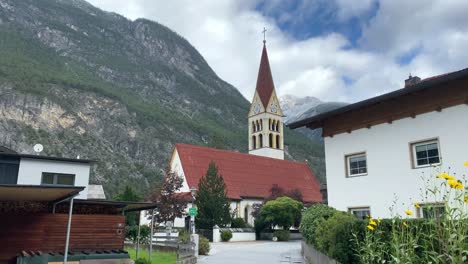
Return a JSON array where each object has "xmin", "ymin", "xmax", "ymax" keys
[
  {"xmin": 300, "ymin": 204, "xmax": 338, "ymax": 245},
  {"xmin": 315, "ymin": 212, "xmax": 357, "ymax": 262},
  {"xmin": 231, "ymin": 218, "xmax": 247, "ymax": 228},
  {"xmin": 134, "ymin": 258, "xmax": 151, "ymax": 264},
  {"xmin": 115, "ymin": 186, "xmax": 143, "ymax": 226},
  {"xmin": 198, "ymin": 236, "xmax": 211, "ymax": 255},
  {"xmin": 196, "ymin": 161, "xmax": 231, "ymax": 229},
  {"xmin": 126, "ymin": 225, "xmax": 151, "ymax": 245},
  {"xmin": 260, "ymin": 197, "xmax": 303, "ymax": 230},
  {"xmin": 273, "ymin": 230, "xmax": 290, "ymax": 241},
  {"xmin": 220, "ymin": 230, "xmax": 233, "ymax": 242}
]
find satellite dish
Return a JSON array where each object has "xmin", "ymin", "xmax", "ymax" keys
[{"xmin": 33, "ymin": 144, "xmax": 43, "ymax": 154}]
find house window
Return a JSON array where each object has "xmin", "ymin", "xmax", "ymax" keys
[
  {"xmin": 411, "ymin": 140, "xmax": 441, "ymax": 168},
  {"xmin": 349, "ymin": 207, "xmax": 371, "ymax": 219},
  {"xmin": 346, "ymin": 153, "xmax": 367, "ymax": 177},
  {"xmin": 41, "ymin": 172, "xmax": 75, "ymax": 186},
  {"xmin": 417, "ymin": 203, "xmax": 445, "ymax": 219}
]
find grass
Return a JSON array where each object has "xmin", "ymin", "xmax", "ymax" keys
[{"xmin": 126, "ymin": 247, "xmax": 176, "ymax": 264}]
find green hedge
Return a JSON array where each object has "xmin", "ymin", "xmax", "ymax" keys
[
  {"xmin": 273, "ymin": 230, "xmax": 290, "ymax": 241},
  {"xmin": 299, "ymin": 204, "xmax": 467, "ymax": 264}
]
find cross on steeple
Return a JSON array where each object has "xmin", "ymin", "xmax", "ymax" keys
[{"xmin": 262, "ymin": 27, "xmax": 267, "ymax": 43}]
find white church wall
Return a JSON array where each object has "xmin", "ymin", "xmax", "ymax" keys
[
  {"xmin": 239, "ymin": 199, "xmax": 263, "ymax": 226},
  {"xmin": 325, "ymin": 104, "xmax": 468, "ymax": 218}
]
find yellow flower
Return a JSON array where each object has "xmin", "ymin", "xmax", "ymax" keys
[
  {"xmin": 369, "ymin": 220, "xmax": 377, "ymax": 227},
  {"xmin": 405, "ymin": 209, "xmax": 413, "ymax": 216},
  {"xmin": 414, "ymin": 202, "xmax": 421, "ymax": 209},
  {"xmin": 447, "ymin": 179, "xmax": 457, "ymax": 188},
  {"xmin": 367, "ymin": 225, "xmax": 375, "ymax": 231},
  {"xmin": 447, "ymin": 180, "xmax": 464, "ymax": 190},
  {"xmin": 436, "ymin": 172, "xmax": 455, "ymax": 180},
  {"xmin": 403, "ymin": 221, "xmax": 408, "ymax": 228},
  {"xmin": 464, "ymin": 161, "xmax": 468, "ymax": 167}
]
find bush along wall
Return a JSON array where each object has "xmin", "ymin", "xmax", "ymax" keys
[{"xmin": 300, "ymin": 162, "xmax": 468, "ymax": 264}]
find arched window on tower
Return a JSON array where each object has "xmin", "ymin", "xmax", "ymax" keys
[
  {"xmin": 256, "ymin": 120, "xmax": 260, "ymax": 132},
  {"xmin": 269, "ymin": 133, "xmax": 273, "ymax": 148},
  {"xmin": 276, "ymin": 135, "xmax": 280, "ymax": 149},
  {"xmin": 252, "ymin": 135, "xmax": 257, "ymax": 149},
  {"xmin": 259, "ymin": 134, "xmax": 263, "ymax": 148},
  {"xmin": 260, "ymin": 119, "xmax": 263, "ymax": 130},
  {"xmin": 252, "ymin": 121, "xmax": 255, "ymax": 133},
  {"xmin": 269, "ymin": 119, "xmax": 272, "ymax": 130}
]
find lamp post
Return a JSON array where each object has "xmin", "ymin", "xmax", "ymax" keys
[{"xmin": 190, "ymin": 186, "xmax": 197, "ymax": 234}]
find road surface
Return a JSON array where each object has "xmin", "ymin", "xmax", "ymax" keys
[{"xmin": 198, "ymin": 240, "xmax": 304, "ymax": 264}]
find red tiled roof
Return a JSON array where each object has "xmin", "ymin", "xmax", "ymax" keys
[
  {"xmin": 255, "ymin": 43, "xmax": 275, "ymax": 107},
  {"xmin": 175, "ymin": 143, "xmax": 322, "ymax": 203}
]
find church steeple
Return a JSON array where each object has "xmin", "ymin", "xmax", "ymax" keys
[
  {"xmin": 248, "ymin": 40, "xmax": 284, "ymax": 160},
  {"xmin": 255, "ymin": 43, "xmax": 275, "ymax": 108}
]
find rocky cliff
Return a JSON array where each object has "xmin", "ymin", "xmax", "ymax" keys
[{"xmin": 0, "ymin": 0, "xmax": 325, "ymax": 197}]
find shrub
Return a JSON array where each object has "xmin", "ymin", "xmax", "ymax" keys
[
  {"xmin": 314, "ymin": 212, "xmax": 357, "ymax": 262},
  {"xmin": 273, "ymin": 230, "xmax": 290, "ymax": 241},
  {"xmin": 300, "ymin": 204, "xmax": 337, "ymax": 246},
  {"xmin": 220, "ymin": 230, "xmax": 233, "ymax": 242},
  {"xmin": 231, "ymin": 217, "xmax": 247, "ymax": 228},
  {"xmin": 178, "ymin": 229, "xmax": 190, "ymax": 243},
  {"xmin": 198, "ymin": 235, "xmax": 210, "ymax": 255},
  {"xmin": 260, "ymin": 197, "xmax": 303, "ymax": 230},
  {"xmin": 134, "ymin": 258, "xmax": 151, "ymax": 264},
  {"xmin": 125, "ymin": 225, "xmax": 151, "ymax": 244}
]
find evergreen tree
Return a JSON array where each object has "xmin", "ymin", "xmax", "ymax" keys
[
  {"xmin": 196, "ymin": 161, "xmax": 231, "ymax": 229},
  {"xmin": 115, "ymin": 185, "xmax": 142, "ymax": 226}
]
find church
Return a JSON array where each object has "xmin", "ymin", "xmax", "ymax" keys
[{"xmin": 148, "ymin": 41, "xmax": 322, "ymax": 227}]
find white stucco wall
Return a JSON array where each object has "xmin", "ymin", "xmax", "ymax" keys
[
  {"xmin": 17, "ymin": 158, "xmax": 91, "ymax": 199},
  {"xmin": 250, "ymin": 147, "xmax": 284, "ymax": 160},
  {"xmin": 239, "ymin": 199, "xmax": 263, "ymax": 226},
  {"xmin": 324, "ymin": 104, "xmax": 468, "ymax": 218}
]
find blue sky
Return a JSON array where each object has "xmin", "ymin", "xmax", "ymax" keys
[
  {"xmin": 88, "ymin": 0, "xmax": 468, "ymax": 103},
  {"xmin": 255, "ymin": 0, "xmax": 379, "ymax": 46}
]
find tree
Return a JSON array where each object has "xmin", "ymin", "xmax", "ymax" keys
[
  {"xmin": 259, "ymin": 196, "xmax": 303, "ymax": 230},
  {"xmin": 196, "ymin": 161, "xmax": 231, "ymax": 229},
  {"xmin": 147, "ymin": 167, "xmax": 188, "ymax": 225},
  {"xmin": 115, "ymin": 185, "xmax": 142, "ymax": 226},
  {"xmin": 267, "ymin": 184, "xmax": 303, "ymax": 202}
]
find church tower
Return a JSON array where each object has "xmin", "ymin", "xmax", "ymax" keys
[{"xmin": 248, "ymin": 41, "xmax": 284, "ymax": 160}]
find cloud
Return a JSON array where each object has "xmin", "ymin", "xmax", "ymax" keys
[{"xmin": 86, "ymin": 0, "xmax": 468, "ymax": 103}]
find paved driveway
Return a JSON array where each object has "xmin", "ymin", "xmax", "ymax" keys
[{"xmin": 198, "ymin": 240, "xmax": 304, "ymax": 264}]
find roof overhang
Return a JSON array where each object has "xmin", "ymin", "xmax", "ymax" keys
[
  {"xmin": 0, "ymin": 184, "xmax": 85, "ymax": 202},
  {"xmin": 287, "ymin": 67, "xmax": 468, "ymax": 130},
  {"xmin": 77, "ymin": 199, "xmax": 159, "ymax": 212},
  {"xmin": 0, "ymin": 152, "xmax": 94, "ymax": 163}
]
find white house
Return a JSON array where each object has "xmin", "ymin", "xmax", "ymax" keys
[
  {"xmin": 0, "ymin": 146, "xmax": 94, "ymax": 199},
  {"xmin": 288, "ymin": 69, "xmax": 468, "ymax": 219}
]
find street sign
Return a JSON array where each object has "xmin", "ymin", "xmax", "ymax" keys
[{"xmin": 189, "ymin": 207, "xmax": 197, "ymax": 217}]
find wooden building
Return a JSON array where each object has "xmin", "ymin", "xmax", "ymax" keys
[{"xmin": 0, "ymin": 184, "xmax": 157, "ymax": 264}]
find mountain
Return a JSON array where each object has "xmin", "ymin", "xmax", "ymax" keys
[
  {"xmin": 0, "ymin": 0, "xmax": 326, "ymax": 197},
  {"xmin": 280, "ymin": 95, "xmax": 348, "ymax": 144}
]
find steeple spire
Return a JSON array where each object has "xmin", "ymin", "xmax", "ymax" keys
[{"xmin": 255, "ymin": 42, "xmax": 275, "ymax": 108}]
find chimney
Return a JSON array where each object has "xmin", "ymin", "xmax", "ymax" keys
[{"xmin": 405, "ymin": 74, "xmax": 421, "ymax": 87}]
